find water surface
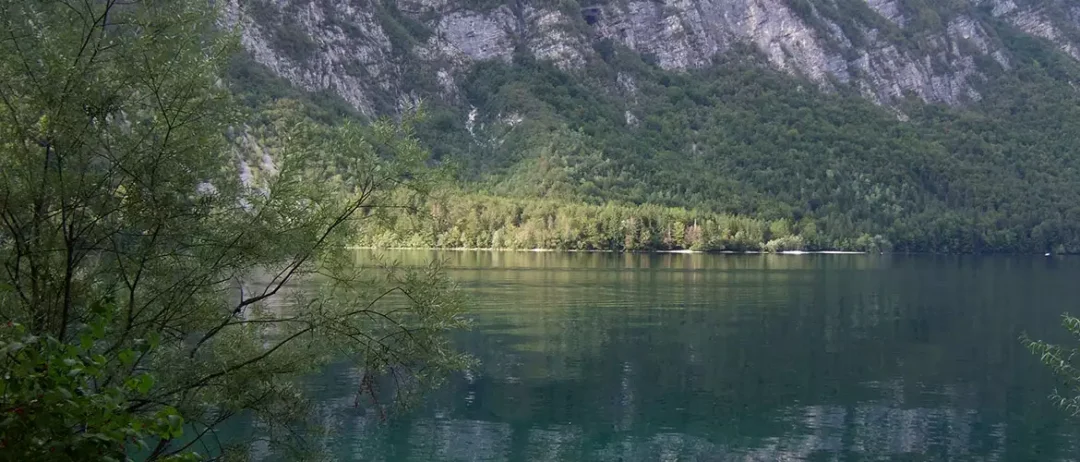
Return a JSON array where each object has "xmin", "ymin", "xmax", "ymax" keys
[{"xmin": 301, "ymin": 252, "xmax": 1080, "ymax": 461}]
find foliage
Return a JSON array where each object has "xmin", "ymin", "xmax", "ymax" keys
[
  {"xmin": 1023, "ymin": 315, "xmax": 1080, "ymax": 416},
  {"xmin": 0, "ymin": 1, "xmax": 467, "ymax": 459},
  {"xmin": 245, "ymin": 0, "xmax": 319, "ymax": 63},
  {"xmin": 227, "ymin": 53, "xmax": 362, "ymax": 125},
  {"xmin": 356, "ymin": 192, "xmax": 891, "ymax": 252},
  {"xmin": 0, "ymin": 311, "xmax": 193, "ymax": 462},
  {"xmin": 419, "ymin": 29, "xmax": 1080, "ymax": 254},
  {"xmin": 374, "ymin": 0, "xmax": 434, "ymax": 54},
  {"xmin": 229, "ymin": 0, "xmax": 1080, "ymax": 254}
]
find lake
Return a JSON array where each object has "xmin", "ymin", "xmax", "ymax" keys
[{"xmin": 292, "ymin": 251, "xmax": 1080, "ymax": 461}]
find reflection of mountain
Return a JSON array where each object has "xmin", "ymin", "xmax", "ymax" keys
[{"xmin": 290, "ymin": 252, "xmax": 1080, "ymax": 460}]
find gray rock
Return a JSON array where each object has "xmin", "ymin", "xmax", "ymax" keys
[{"xmin": 227, "ymin": 0, "xmax": 1080, "ymax": 114}]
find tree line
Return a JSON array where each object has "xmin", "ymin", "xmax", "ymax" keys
[{"xmin": 358, "ymin": 192, "xmax": 892, "ymax": 252}]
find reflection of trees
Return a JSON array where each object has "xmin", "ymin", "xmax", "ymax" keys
[
  {"xmin": 324, "ymin": 401, "xmax": 1021, "ymax": 461},
  {"xmin": 330, "ymin": 403, "xmax": 1006, "ymax": 460},
  {"xmin": 312, "ymin": 252, "xmax": 1080, "ymax": 460}
]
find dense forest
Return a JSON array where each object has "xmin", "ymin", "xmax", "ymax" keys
[
  {"xmin": 229, "ymin": 1, "xmax": 1080, "ymax": 254},
  {"xmin": 356, "ymin": 192, "xmax": 890, "ymax": 252}
]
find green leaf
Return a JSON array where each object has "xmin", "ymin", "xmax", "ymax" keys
[
  {"xmin": 118, "ymin": 349, "xmax": 136, "ymax": 366},
  {"xmin": 91, "ymin": 320, "xmax": 106, "ymax": 339}
]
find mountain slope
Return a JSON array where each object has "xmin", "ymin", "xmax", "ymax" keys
[
  {"xmin": 225, "ymin": 0, "xmax": 1080, "ymax": 111},
  {"xmin": 225, "ymin": 0, "xmax": 1080, "ymax": 253}
]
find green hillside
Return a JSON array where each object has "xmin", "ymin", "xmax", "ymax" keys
[{"xmin": 230, "ymin": 4, "xmax": 1080, "ymax": 254}]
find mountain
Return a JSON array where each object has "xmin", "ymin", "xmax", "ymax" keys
[
  {"xmin": 224, "ymin": 0, "xmax": 1080, "ymax": 111},
  {"xmin": 223, "ymin": 0, "xmax": 1080, "ymax": 253}
]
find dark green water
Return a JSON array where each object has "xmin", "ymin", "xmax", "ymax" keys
[{"xmin": 297, "ymin": 252, "xmax": 1080, "ymax": 461}]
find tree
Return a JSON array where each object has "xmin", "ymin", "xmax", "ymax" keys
[
  {"xmin": 1023, "ymin": 315, "xmax": 1080, "ymax": 416},
  {"xmin": 1, "ymin": 309, "xmax": 193, "ymax": 461},
  {"xmin": 0, "ymin": 0, "xmax": 467, "ymax": 459}
]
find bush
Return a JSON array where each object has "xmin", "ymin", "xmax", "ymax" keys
[
  {"xmin": 764, "ymin": 235, "xmax": 807, "ymax": 252},
  {"xmin": 0, "ymin": 313, "xmax": 193, "ymax": 461}
]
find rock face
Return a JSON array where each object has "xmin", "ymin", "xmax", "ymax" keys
[{"xmin": 225, "ymin": 0, "xmax": 1080, "ymax": 114}]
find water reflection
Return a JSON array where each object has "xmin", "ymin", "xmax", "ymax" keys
[{"xmin": 281, "ymin": 252, "xmax": 1080, "ymax": 461}]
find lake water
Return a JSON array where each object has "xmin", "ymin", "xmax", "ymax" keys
[{"xmin": 297, "ymin": 251, "xmax": 1080, "ymax": 461}]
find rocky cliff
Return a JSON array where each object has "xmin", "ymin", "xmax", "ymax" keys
[
  {"xmin": 224, "ymin": 0, "xmax": 1080, "ymax": 114},
  {"xmin": 219, "ymin": 0, "xmax": 1080, "ymax": 253}
]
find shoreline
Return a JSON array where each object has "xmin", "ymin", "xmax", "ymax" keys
[{"xmin": 347, "ymin": 246, "xmax": 869, "ymax": 255}]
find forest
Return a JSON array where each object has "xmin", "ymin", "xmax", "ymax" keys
[
  {"xmin": 227, "ymin": 1, "xmax": 1080, "ymax": 254},
  {"xmin": 356, "ymin": 192, "xmax": 892, "ymax": 252},
  {"xmin": 421, "ymin": 37, "xmax": 1080, "ymax": 253}
]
